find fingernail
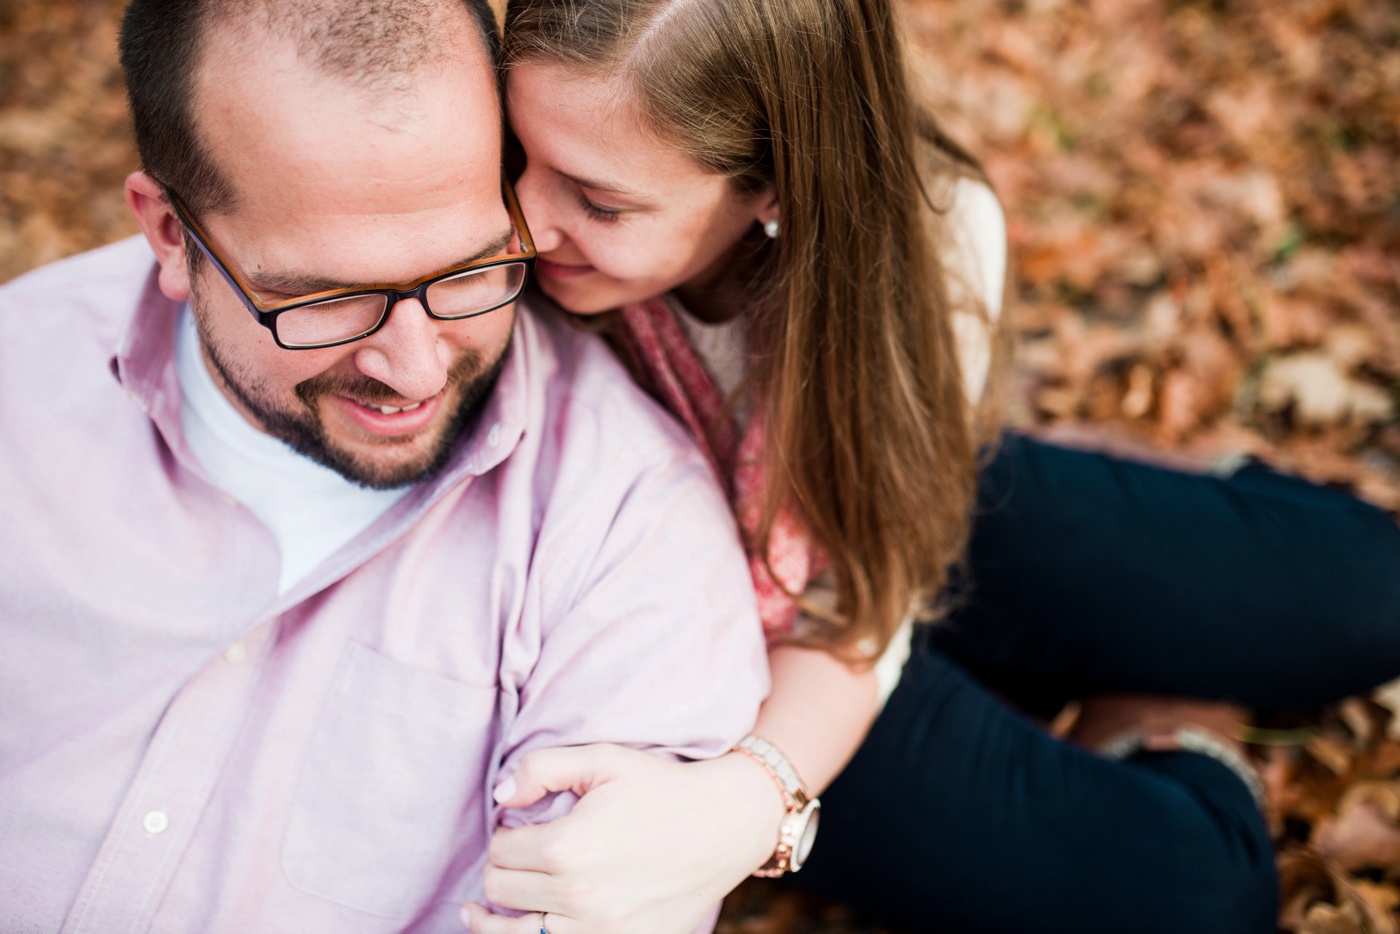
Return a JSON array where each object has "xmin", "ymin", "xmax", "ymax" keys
[
  {"xmin": 460, "ymin": 903, "xmax": 474, "ymax": 931},
  {"xmin": 493, "ymin": 776, "xmax": 516, "ymax": 804}
]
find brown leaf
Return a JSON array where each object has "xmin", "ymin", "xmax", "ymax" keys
[
  {"xmin": 1307, "ymin": 735, "xmax": 1357, "ymax": 777},
  {"xmin": 1155, "ymin": 369, "xmax": 1201, "ymax": 444},
  {"xmin": 1371, "ymin": 681, "xmax": 1400, "ymax": 742},
  {"xmin": 1314, "ymin": 796, "xmax": 1400, "ymax": 873},
  {"xmin": 1257, "ymin": 354, "xmax": 1393, "ymax": 427},
  {"xmin": 1341, "ymin": 699, "xmax": 1379, "ymax": 747},
  {"xmin": 1280, "ymin": 853, "xmax": 1400, "ymax": 934},
  {"xmin": 1299, "ymin": 902, "xmax": 1366, "ymax": 934}
]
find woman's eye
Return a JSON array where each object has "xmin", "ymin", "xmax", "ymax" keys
[{"xmin": 577, "ymin": 193, "xmax": 624, "ymax": 223}]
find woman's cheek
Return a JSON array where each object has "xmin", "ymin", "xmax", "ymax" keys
[{"xmin": 597, "ymin": 230, "xmax": 671, "ymax": 285}]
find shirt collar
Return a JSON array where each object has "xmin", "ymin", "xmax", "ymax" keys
[{"xmin": 110, "ymin": 264, "xmax": 186, "ymax": 446}]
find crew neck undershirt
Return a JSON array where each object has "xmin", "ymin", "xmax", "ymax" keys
[{"xmin": 175, "ymin": 309, "xmax": 410, "ymax": 594}]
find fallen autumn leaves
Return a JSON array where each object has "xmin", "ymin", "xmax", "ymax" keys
[
  {"xmin": 907, "ymin": 0, "xmax": 1400, "ymax": 514},
  {"xmin": 2, "ymin": 0, "xmax": 1397, "ymax": 931},
  {"xmin": 726, "ymin": 0, "xmax": 1400, "ymax": 929}
]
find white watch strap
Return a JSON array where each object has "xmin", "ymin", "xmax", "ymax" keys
[{"xmin": 735, "ymin": 735, "xmax": 810, "ymax": 807}]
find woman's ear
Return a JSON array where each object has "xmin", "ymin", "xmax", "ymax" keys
[
  {"xmin": 754, "ymin": 189, "xmax": 780, "ymax": 229},
  {"xmin": 125, "ymin": 171, "xmax": 192, "ymax": 302}
]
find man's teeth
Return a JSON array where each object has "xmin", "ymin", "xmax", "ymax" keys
[{"xmin": 373, "ymin": 402, "xmax": 423, "ymax": 415}]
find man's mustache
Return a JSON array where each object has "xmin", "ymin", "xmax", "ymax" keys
[{"xmin": 294, "ymin": 352, "xmax": 483, "ymax": 408}]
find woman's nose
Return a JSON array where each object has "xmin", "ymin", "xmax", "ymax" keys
[{"xmin": 513, "ymin": 164, "xmax": 564, "ymax": 254}]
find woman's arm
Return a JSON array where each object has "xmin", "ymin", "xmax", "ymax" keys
[
  {"xmin": 756, "ymin": 642, "xmax": 881, "ymax": 795},
  {"xmin": 461, "ymin": 643, "xmax": 881, "ymax": 934}
]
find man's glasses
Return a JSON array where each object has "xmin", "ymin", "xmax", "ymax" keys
[{"xmin": 166, "ymin": 182, "xmax": 537, "ymax": 350}]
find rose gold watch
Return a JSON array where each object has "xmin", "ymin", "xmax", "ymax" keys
[{"xmin": 732, "ymin": 735, "xmax": 822, "ymax": 876}]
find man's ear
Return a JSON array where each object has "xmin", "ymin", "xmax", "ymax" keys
[{"xmin": 125, "ymin": 171, "xmax": 192, "ymax": 302}]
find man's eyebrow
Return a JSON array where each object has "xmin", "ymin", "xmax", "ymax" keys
[{"xmin": 246, "ymin": 227, "xmax": 516, "ymax": 296}]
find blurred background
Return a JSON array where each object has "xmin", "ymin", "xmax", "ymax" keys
[
  {"xmin": 2, "ymin": 0, "xmax": 1397, "ymax": 507},
  {"xmin": 2, "ymin": 0, "xmax": 1398, "ymax": 930}
]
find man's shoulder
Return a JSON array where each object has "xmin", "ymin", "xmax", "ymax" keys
[
  {"xmin": 496, "ymin": 302, "xmax": 754, "ymax": 660},
  {"xmin": 1, "ymin": 236, "xmax": 155, "ymax": 344},
  {"xmin": 516, "ymin": 299, "xmax": 703, "ymax": 471},
  {"xmin": 2, "ymin": 235, "xmax": 154, "ymax": 300}
]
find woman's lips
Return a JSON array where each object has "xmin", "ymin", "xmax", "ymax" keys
[
  {"xmin": 334, "ymin": 393, "xmax": 442, "ymax": 437},
  {"xmin": 536, "ymin": 257, "xmax": 595, "ymax": 281}
]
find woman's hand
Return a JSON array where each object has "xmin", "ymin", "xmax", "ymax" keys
[
  {"xmin": 462, "ymin": 646, "xmax": 882, "ymax": 933},
  {"xmin": 461, "ymin": 743, "xmax": 784, "ymax": 934}
]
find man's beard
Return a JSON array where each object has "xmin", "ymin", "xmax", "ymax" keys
[{"xmin": 194, "ymin": 316, "xmax": 509, "ymax": 490}]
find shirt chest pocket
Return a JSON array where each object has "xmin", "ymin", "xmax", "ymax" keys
[{"xmin": 281, "ymin": 642, "xmax": 501, "ymax": 920}]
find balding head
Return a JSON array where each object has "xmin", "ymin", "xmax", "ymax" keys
[
  {"xmin": 120, "ymin": 0, "xmax": 524, "ymax": 490},
  {"xmin": 120, "ymin": 0, "xmax": 501, "ymax": 214}
]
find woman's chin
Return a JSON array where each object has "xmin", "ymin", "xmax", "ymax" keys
[{"xmin": 537, "ymin": 273, "xmax": 626, "ymax": 317}]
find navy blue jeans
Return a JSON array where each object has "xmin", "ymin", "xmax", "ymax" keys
[{"xmin": 794, "ymin": 434, "xmax": 1400, "ymax": 933}]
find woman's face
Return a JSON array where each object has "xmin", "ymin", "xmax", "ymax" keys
[{"xmin": 506, "ymin": 60, "xmax": 775, "ymax": 315}]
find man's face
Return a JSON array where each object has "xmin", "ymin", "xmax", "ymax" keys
[{"xmin": 171, "ymin": 24, "xmax": 514, "ymax": 489}]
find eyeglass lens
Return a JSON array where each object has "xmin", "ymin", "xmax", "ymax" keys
[{"xmin": 273, "ymin": 262, "xmax": 530, "ymax": 348}]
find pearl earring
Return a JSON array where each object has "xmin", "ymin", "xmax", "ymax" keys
[{"xmin": 763, "ymin": 218, "xmax": 780, "ymax": 239}]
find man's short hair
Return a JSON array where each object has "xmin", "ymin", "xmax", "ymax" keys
[{"xmin": 119, "ymin": 0, "xmax": 501, "ymax": 215}]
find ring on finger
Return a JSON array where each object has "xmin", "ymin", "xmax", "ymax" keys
[{"xmin": 539, "ymin": 912, "xmax": 549, "ymax": 934}]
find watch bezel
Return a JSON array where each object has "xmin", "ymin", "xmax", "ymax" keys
[{"xmin": 781, "ymin": 797, "xmax": 821, "ymax": 872}]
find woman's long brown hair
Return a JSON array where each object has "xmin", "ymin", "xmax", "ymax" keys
[{"xmin": 504, "ymin": 0, "xmax": 997, "ymax": 659}]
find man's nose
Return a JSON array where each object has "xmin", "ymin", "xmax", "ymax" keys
[
  {"xmin": 350, "ymin": 297, "xmax": 451, "ymax": 401},
  {"xmin": 513, "ymin": 165, "xmax": 563, "ymax": 254}
]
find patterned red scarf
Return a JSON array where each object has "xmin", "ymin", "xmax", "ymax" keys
[{"xmin": 617, "ymin": 295, "xmax": 817, "ymax": 638}]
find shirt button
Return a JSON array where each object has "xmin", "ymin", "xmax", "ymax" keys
[
  {"xmin": 142, "ymin": 810, "xmax": 169, "ymax": 835},
  {"xmin": 487, "ymin": 424, "xmax": 501, "ymax": 447},
  {"xmin": 223, "ymin": 642, "xmax": 248, "ymax": 664}
]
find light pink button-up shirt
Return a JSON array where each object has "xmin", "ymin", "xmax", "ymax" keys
[{"xmin": 0, "ymin": 237, "xmax": 769, "ymax": 933}]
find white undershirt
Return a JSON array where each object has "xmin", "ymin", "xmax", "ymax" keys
[{"xmin": 175, "ymin": 309, "xmax": 410, "ymax": 594}]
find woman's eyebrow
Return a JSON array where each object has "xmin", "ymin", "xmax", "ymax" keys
[
  {"xmin": 559, "ymin": 169, "xmax": 641, "ymax": 198},
  {"xmin": 245, "ymin": 227, "xmax": 516, "ymax": 295}
]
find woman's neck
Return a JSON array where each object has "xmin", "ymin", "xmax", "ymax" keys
[
  {"xmin": 673, "ymin": 277, "xmax": 747, "ymax": 324},
  {"xmin": 672, "ymin": 232, "xmax": 770, "ymax": 324}
]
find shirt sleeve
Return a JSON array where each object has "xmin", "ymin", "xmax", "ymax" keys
[{"xmin": 494, "ymin": 437, "xmax": 770, "ymax": 828}]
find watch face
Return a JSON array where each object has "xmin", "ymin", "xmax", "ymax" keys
[{"xmin": 790, "ymin": 799, "xmax": 821, "ymax": 870}]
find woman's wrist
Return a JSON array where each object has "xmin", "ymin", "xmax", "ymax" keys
[
  {"xmin": 730, "ymin": 736, "xmax": 822, "ymax": 876},
  {"xmin": 710, "ymin": 749, "xmax": 790, "ymax": 870}
]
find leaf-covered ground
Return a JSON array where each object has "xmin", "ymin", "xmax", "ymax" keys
[{"xmin": 3, "ymin": 1, "xmax": 1397, "ymax": 931}]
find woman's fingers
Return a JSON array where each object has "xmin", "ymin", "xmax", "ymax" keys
[
  {"xmin": 461, "ymin": 904, "xmax": 573, "ymax": 934},
  {"xmin": 495, "ymin": 744, "xmax": 629, "ymax": 808},
  {"xmin": 481, "ymin": 865, "xmax": 561, "ymax": 914},
  {"xmin": 489, "ymin": 822, "xmax": 554, "ymax": 871},
  {"xmin": 480, "ymin": 746, "xmax": 751, "ymax": 932}
]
